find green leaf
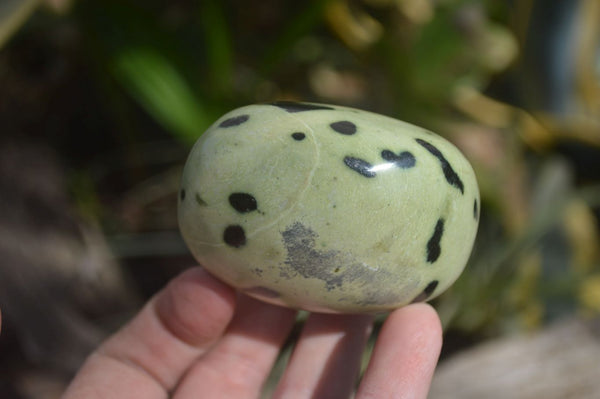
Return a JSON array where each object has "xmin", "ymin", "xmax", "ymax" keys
[
  {"xmin": 0, "ymin": 0, "xmax": 39, "ymax": 48},
  {"xmin": 111, "ymin": 47, "xmax": 210, "ymax": 144}
]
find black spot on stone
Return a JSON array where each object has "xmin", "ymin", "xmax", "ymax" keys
[
  {"xmin": 426, "ymin": 219, "xmax": 444, "ymax": 263},
  {"xmin": 180, "ymin": 189, "xmax": 186, "ymax": 201},
  {"xmin": 245, "ymin": 286, "xmax": 281, "ymax": 298},
  {"xmin": 416, "ymin": 139, "xmax": 464, "ymax": 194},
  {"xmin": 291, "ymin": 132, "xmax": 306, "ymax": 141},
  {"xmin": 474, "ymin": 199, "xmax": 479, "ymax": 220},
  {"xmin": 219, "ymin": 114, "xmax": 250, "ymax": 128},
  {"xmin": 223, "ymin": 225, "xmax": 246, "ymax": 248},
  {"xmin": 411, "ymin": 280, "xmax": 439, "ymax": 303},
  {"xmin": 229, "ymin": 193, "xmax": 257, "ymax": 213},
  {"xmin": 381, "ymin": 150, "xmax": 416, "ymax": 169},
  {"xmin": 330, "ymin": 120, "xmax": 357, "ymax": 135},
  {"xmin": 344, "ymin": 156, "xmax": 376, "ymax": 178},
  {"xmin": 271, "ymin": 101, "xmax": 334, "ymax": 113},
  {"xmin": 195, "ymin": 193, "xmax": 207, "ymax": 206}
]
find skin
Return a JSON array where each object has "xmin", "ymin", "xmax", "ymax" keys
[{"xmin": 59, "ymin": 267, "xmax": 442, "ymax": 399}]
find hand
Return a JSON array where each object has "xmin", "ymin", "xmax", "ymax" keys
[{"xmin": 63, "ymin": 267, "xmax": 442, "ymax": 399}]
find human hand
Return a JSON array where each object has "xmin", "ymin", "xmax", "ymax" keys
[{"xmin": 63, "ymin": 267, "xmax": 442, "ymax": 399}]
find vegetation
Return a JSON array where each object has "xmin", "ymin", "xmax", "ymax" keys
[{"xmin": 1, "ymin": 0, "xmax": 599, "ymax": 395}]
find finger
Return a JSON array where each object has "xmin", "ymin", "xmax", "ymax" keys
[
  {"xmin": 356, "ymin": 303, "xmax": 442, "ymax": 399},
  {"xmin": 63, "ymin": 267, "xmax": 236, "ymax": 399},
  {"xmin": 173, "ymin": 295, "xmax": 297, "ymax": 398},
  {"xmin": 273, "ymin": 313, "xmax": 373, "ymax": 399}
]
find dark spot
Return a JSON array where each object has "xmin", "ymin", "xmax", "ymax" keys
[
  {"xmin": 416, "ymin": 139, "xmax": 464, "ymax": 194},
  {"xmin": 411, "ymin": 280, "xmax": 439, "ymax": 303},
  {"xmin": 180, "ymin": 189, "xmax": 186, "ymax": 201},
  {"xmin": 195, "ymin": 193, "xmax": 207, "ymax": 206},
  {"xmin": 330, "ymin": 120, "xmax": 357, "ymax": 135},
  {"xmin": 426, "ymin": 219, "xmax": 444, "ymax": 263},
  {"xmin": 219, "ymin": 114, "xmax": 249, "ymax": 128},
  {"xmin": 244, "ymin": 286, "xmax": 281, "ymax": 298},
  {"xmin": 381, "ymin": 150, "xmax": 416, "ymax": 169},
  {"xmin": 194, "ymin": 193, "xmax": 208, "ymax": 206},
  {"xmin": 223, "ymin": 225, "xmax": 246, "ymax": 248},
  {"xmin": 344, "ymin": 156, "xmax": 376, "ymax": 178},
  {"xmin": 271, "ymin": 101, "xmax": 334, "ymax": 113},
  {"xmin": 229, "ymin": 193, "xmax": 258, "ymax": 213},
  {"xmin": 474, "ymin": 199, "xmax": 479, "ymax": 220},
  {"xmin": 291, "ymin": 132, "xmax": 306, "ymax": 141}
]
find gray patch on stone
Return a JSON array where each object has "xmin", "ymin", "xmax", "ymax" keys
[
  {"xmin": 337, "ymin": 267, "xmax": 419, "ymax": 308},
  {"xmin": 358, "ymin": 282, "xmax": 416, "ymax": 307},
  {"xmin": 281, "ymin": 222, "xmax": 373, "ymax": 291},
  {"xmin": 252, "ymin": 268, "xmax": 263, "ymax": 277}
]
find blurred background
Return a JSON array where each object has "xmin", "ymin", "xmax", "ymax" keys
[{"xmin": 1, "ymin": 0, "xmax": 599, "ymax": 397}]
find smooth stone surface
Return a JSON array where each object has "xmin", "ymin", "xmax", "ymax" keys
[{"xmin": 178, "ymin": 102, "xmax": 479, "ymax": 313}]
